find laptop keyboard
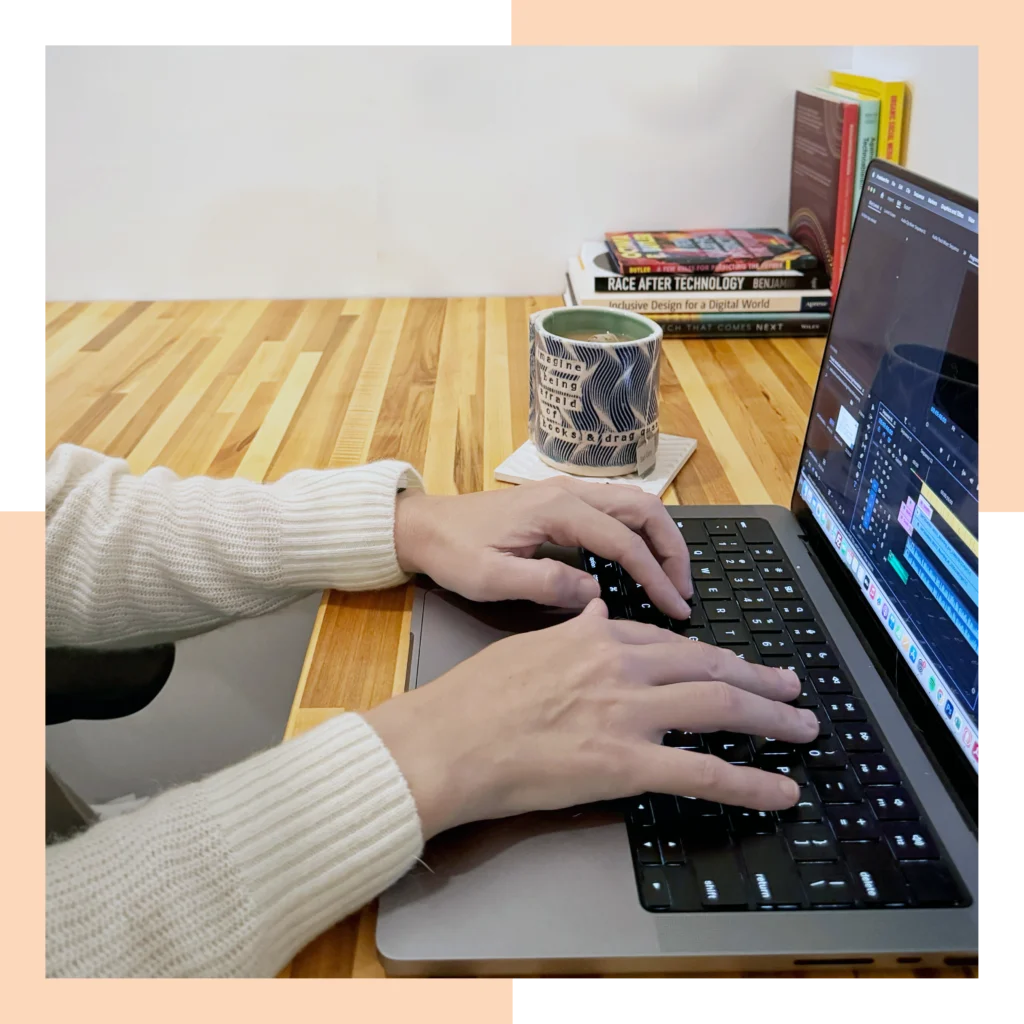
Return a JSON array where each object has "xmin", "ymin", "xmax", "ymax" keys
[{"xmin": 581, "ymin": 517, "xmax": 969, "ymax": 913}]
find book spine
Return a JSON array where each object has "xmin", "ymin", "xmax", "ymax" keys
[
  {"xmin": 593, "ymin": 270, "xmax": 826, "ymax": 292},
  {"xmin": 652, "ymin": 316, "xmax": 831, "ymax": 338},
  {"xmin": 578, "ymin": 293, "xmax": 832, "ymax": 314},
  {"xmin": 882, "ymin": 83, "xmax": 907, "ymax": 163},
  {"xmin": 852, "ymin": 100, "xmax": 879, "ymax": 228},
  {"xmin": 832, "ymin": 102, "xmax": 859, "ymax": 296}
]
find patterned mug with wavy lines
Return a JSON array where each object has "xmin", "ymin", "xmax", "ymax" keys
[{"xmin": 529, "ymin": 306, "xmax": 662, "ymax": 477}]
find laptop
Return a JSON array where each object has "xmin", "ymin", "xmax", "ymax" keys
[{"xmin": 377, "ymin": 159, "xmax": 979, "ymax": 975}]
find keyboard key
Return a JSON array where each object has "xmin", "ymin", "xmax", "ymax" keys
[
  {"xmin": 902, "ymin": 862, "xmax": 960, "ymax": 906},
  {"xmin": 663, "ymin": 730, "xmax": 703, "ymax": 751},
  {"xmin": 801, "ymin": 743, "xmax": 847, "ymax": 768},
  {"xmin": 779, "ymin": 792, "xmax": 824, "ymax": 823},
  {"xmin": 637, "ymin": 836, "xmax": 662, "ymax": 864},
  {"xmin": 677, "ymin": 520, "xmax": 709, "ymax": 546},
  {"xmin": 778, "ymin": 601, "xmax": 813, "ymax": 621},
  {"xmin": 809, "ymin": 768, "xmax": 862, "ymax": 803},
  {"xmin": 762, "ymin": 655, "xmax": 806, "ymax": 679},
  {"xmin": 661, "ymin": 837, "xmax": 685, "ymax": 863},
  {"xmin": 838, "ymin": 725, "xmax": 882, "ymax": 753},
  {"xmin": 736, "ymin": 518, "xmax": 774, "ymax": 544},
  {"xmin": 650, "ymin": 793, "xmax": 682, "ymax": 828},
  {"xmin": 823, "ymin": 697, "xmax": 867, "ymax": 722},
  {"xmin": 704, "ymin": 519, "xmax": 737, "ymax": 536},
  {"xmin": 808, "ymin": 670, "xmax": 852, "ymax": 695},
  {"xmin": 752, "ymin": 736, "xmax": 798, "ymax": 758},
  {"xmin": 705, "ymin": 600, "xmax": 741, "ymax": 622},
  {"xmin": 729, "ymin": 807, "xmax": 777, "ymax": 835},
  {"xmin": 635, "ymin": 602, "xmax": 670, "ymax": 628},
  {"xmin": 676, "ymin": 625, "xmax": 711, "ymax": 644},
  {"xmin": 788, "ymin": 624, "xmax": 826, "ymax": 643},
  {"xmin": 769, "ymin": 582, "xmax": 803, "ymax": 600},
  {"xmin": 688, "ymin": 848, "xmax": 748, "ymax": 909},
  {"xmin": 662, "ymin": 864, "xmax": 704, "ymax": 911},
  {"xmin": 758, "ymin": 563, "xmax": 793, "ymax": 581},
  {"xmin": 688, "ymin": 545, "xmax": 717, "ymax": 563},
  {"xmin": 713, "ymin": 621, "xmax": 751, "ymax": 645},
  {"xmin": 788, "ymin": 683, "xmax": 819, "ymax": 709},
  {"xmin": 727, "ymin": 573, "xmax": 762, "ymax": 590},
  {"xmin": 827, "ymin": 804, "xmax": 880, "ymax": 841},
  {"xmin": 714, "ymin": 537, "xmax": 744, "ymax": 551},
  {"xmin": 721, "ymin": 553, "xmax": 753, "ymax": 571},
  {"xmin": 811, "ymin": 706, "xmax": 833, "ymax": 736},
  {"xmin": 626, "ymin": 796, "xmax": 655, "ymax": 826},
  {"xmin": 756, "ymin": 761, "xmax": 808, "ymax": 786},
  {"xmin": 798, "ymin": 645, "xmax": 839, "ymax": 668},
  {"xmin": 737, "ymin": 589, "xmax": 773, "ymax": 610},
  {"xmin": 749, "ymin": 544, "xmax": 782, "ymax": 561},
  {"xmin": 706, "ymin": 734, "xmax": 752, "ymax": 763},
  {"xmin": 784, "ymin": 823, "xmax": 838, "ymax": 861},
  {"xmin": 693, "ymin": 562, "xmax": 724, "ymax": 581},
  {"xmin": 678, "ymin": 795, "xmax": 724, "ymax": 820},
  {"xmin": 684, "ymin": 607, "xmax": 708, "ymax": 627},
  {"xmin": 696, "ymin": 581, "xmax": 732, "ymax": 601},
  {"xmin": 843, "ymin": 842, "xmax": 910, "ymax": 906},
  {"xmin": 641, "ymin": 867, "xmax": 672, "ymax": 908},
  {"xmin": 883, "ymin": 822, "xmax": 939, "ymax": 860},
  {"xmin": 727, "ymin": 644, "xmax": 762, "ymax": 664},
  {"xmin": 740, "ymin": 835, "xmax": 806, "ymax": 906},
  {"xmin": 744, "ymin": 611, "xmax": 783, "ymax": 632},
  {"xmin": 799, "ymin": 862, "xmax": 855, "ymax": 906},
  {"xmin": 865, "ymin": 786, "xmax": 919, "ymax": 821},
  {"xmin": 753, "ymin": 635, "xmax": 793, "ymax": 656},
  {"xmin": 851, "ymin": 755, "xmax": 899, "ymax": 786}
]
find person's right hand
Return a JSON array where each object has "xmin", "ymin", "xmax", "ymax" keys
[{"xmin": 363, "ymin": 599, "xmax": 819, "ymax": 840}]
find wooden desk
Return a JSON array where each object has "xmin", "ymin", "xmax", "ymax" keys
[{"xmin": 45, "ymin": 298, "xmax": 974, "ymax": 979}]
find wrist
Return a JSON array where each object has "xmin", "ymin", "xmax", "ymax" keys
[{"xmin": 394, "ymin": 489, "xmax": 436, "ymax": 576}]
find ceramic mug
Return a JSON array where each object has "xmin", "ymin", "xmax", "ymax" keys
[{"xmin": 528, "ymin": 306, "xmax": 662, "ymax": 477}]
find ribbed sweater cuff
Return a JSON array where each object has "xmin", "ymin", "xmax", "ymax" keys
[
  {"xmin": 202, "ymin": 712, "xmax": 423, "ymax": 975},
  {"xmin": 273, "ymin": 460, "xmax": 424, "ymax": 592}
]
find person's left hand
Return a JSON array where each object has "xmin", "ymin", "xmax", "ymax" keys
[{"xmin": 394, "ymin": 477, "xmax": 692, "ymax": 618}]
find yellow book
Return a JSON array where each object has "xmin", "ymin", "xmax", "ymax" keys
[{"xmin": 829, "ymin": 71, "xmax": 909, "ymax": 164}]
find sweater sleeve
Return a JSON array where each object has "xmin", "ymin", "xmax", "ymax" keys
[
  {"xmin": 45, "ymin": 444, "xmax": 424, "ymax": 649},
  {"xmin": 46, "ymin": 713, "xmax": 424, "ymax": 977}
]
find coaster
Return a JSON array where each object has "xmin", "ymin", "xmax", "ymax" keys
[{"xmin": 494, "ymin": 434, "xmax": 697, "ymax": 497}]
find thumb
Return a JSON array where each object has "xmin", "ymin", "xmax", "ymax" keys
[
  {"xmin": 481, "ymin": 554, "xmax": 601, "ymax": 608},
  {"xmin": 581, "ymin": 596, "xmax": 609, "ymax": 618}
]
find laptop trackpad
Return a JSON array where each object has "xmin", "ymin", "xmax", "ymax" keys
[{"xmin": 413, "ymin": 587, "xmax": 578, "ymax": 688}]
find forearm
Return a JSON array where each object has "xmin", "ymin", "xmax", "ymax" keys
[
  {"xmin": 46, "ymin": 445, "xmax": 423, "ymax": 648},
  {"xmin": 46, "ymin": 713, "xmax": 423, "ymax": 977}
]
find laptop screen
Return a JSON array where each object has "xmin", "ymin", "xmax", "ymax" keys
[{"xmin": 794, "ymin": 160, "xmax": 978, "ymax": 775}]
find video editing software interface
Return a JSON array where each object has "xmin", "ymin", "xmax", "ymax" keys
[{"xmin": 798, "ymin": 165, "xmax": 978, "ymax": 772}]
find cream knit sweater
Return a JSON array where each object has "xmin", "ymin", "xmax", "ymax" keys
[{"xmin": 45, "ymin": 444, "xmax": 427, "ymax": 977}]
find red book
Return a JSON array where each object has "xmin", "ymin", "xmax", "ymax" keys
[{"xmin": 788, "ymin": 89, "xmax": 860, "ymax": 298}]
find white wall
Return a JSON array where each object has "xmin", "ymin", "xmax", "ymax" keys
[
  {"xmin": 46, "ymin": 46, "xmax": 850, "ymax": 300},
  {"xmin": 852, "ymin": 46, "xmax": 978, "ymax": 197},
  {"xmin": 46, "ymin": 45, "xmax": 977, "ymax": 301}
]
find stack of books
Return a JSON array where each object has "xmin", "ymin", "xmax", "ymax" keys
[
  {"xmin": 563, "ymin": 229, "xmax": 833, "ymax": 339},
  {"xmin": 789, "ymin": 69, "xmax": 911, "ymax": 297}
]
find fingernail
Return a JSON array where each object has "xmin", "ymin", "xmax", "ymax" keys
[
  {"xmin": 577, "ymin": 576, "xmax": 600, "ymax": 603},
  {"xmin": 800, "ymin": 709, "xmax": 819, "ymax": 734}
]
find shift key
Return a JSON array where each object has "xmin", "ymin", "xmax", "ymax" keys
[
  {"xmin": 739, "ymin": 835, "xmax": 806, "ymax": 908},
  {"xmin": 688, "ymin": 847, "xmax": 748, "ymax": 909}
]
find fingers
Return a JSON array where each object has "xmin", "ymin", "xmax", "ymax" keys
[
  {"xmin": 477, "ymin": 554, "xmax": 602, "ymax": 607},
  {"xmin": 623, "ymin": 641, "xmax": 802, "ymax": 701},
  {"xmin": 581, "ymin": 597, "xmax": 608, "ymax": 618},
  {"xmin": 637, "ymin": 746, "xmax": 802, "ymax": 810},
  {"xmin": 538, "ymin": 494, "xmax": 690, "ymax": 618},
  {"xmin": 557, "ymin": 479, "xmax": 692, "ymax": 599},
  {"xmin": 638, "ymin": 679, "xmax": 820, "ymax": 744}
]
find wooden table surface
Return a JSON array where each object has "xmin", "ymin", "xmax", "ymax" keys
[{"xmin": 45, "ymin": 298, "xmax": 975, "ymax": 979}]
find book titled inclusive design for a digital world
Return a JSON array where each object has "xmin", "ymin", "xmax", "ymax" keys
[{"xmin": 604, "ymin": 229, "xmax": 820, "ymax": 276}]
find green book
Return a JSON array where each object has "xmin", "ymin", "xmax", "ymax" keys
[{"xmin": 816, "ymin": 86, "xmax": 880, "ymax": 233}]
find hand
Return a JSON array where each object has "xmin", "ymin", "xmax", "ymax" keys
[
  {"xmin": 394, "ymin": 477, "xmax": 692, "ymax": 619},
  {"xmin": 363, "ymin": 600, "xmax": 818, "ymax": 839}
]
